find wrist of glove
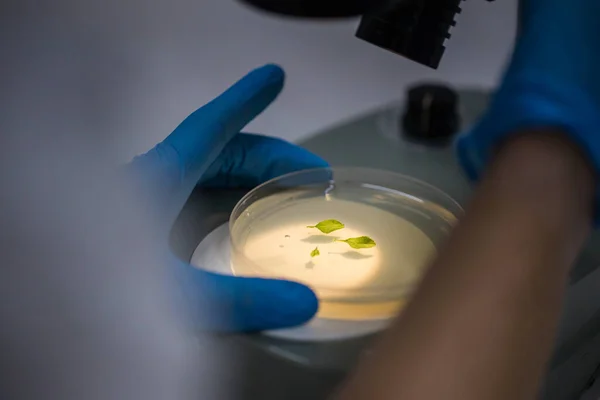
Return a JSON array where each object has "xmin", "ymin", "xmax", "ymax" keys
[{"xmin": 457, "ymin": 0, "xmax": 600, "ymax": 222}]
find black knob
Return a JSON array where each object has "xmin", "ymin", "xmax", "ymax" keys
[{"xmin": 402, "ymin": 83, "xmax": 460, "ymax": 146}]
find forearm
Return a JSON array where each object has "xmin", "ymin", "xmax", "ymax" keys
[{"xmin": 336, "ymin": 130, "xmax": 595, "ymax": 400}]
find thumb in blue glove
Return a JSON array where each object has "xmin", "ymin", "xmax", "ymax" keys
[{"xmin": 130, "ymin": 65, "xmax": 327, "ymax": 332}]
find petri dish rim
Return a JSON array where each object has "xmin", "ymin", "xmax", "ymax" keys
[
  {"xmin": 230, "ymin": 166, "xmax": 463, "ymax": 219},
  {"xmin": 228, "ymin": 167, "xmax": 463, "ymax": 299}
]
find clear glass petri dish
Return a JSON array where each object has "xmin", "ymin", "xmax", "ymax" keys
[{"xmin": 229, "ymin": 167, "xmax": 462, "ymax": 321}]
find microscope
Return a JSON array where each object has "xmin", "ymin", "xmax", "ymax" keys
[
  {"xmin": 171, "ymin": 1, "xmax": 600, "ymax": 398},
  {"xmin": 240, "ymin": 0, "xmax": 473, "ymax": 69}
]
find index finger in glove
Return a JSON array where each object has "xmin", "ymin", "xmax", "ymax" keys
[{"xmin": 131, "ymin": 65, "xmax": 285, "ymax": 214}]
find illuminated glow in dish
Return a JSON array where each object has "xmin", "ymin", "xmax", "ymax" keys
[{"xmin": 229, "ymin": 168, "xmax": 461, "ymax": 321}]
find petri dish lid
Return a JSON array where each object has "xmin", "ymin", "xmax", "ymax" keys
[{"xmin": 229, "ymin": 167, "xmax": 462, "ymax": 319}]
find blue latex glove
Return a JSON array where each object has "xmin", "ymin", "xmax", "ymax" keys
[
  {"xmin": 130, "ymin": 65, "xmax": 327, "ymax": 332},
  {"xmin": 457, "ymin": 0, "xmax": 600, "ymax": 215}
]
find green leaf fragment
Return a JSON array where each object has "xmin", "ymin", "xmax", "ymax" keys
[
  {"xmin": 336, "ymin": 236, "xmax": 376, "ymax": 249},
  {"xmin": 306, "ymin": 219, "xmax": 345, "ymax": 234},
  {"xmin": 310, "ymin": 247, "xmax": 320, "ymax": 258}
]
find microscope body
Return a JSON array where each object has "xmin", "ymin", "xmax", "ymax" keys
[{"xmin": 239, "ymin": 0, "xmax": 493, "ymax": 69}]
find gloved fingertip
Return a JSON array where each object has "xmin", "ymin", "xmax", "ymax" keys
[
  {"xmin": 253, "ymin": 63, "xmax": 285, "ymax": 84},
  {"xmin": 273, "ymin": 279, "xmax": 319, "ymax": 324},
  {"xmin": 265, "ymin": 149, "xmax": 331, "ymax": 186},
  {"xmin": 227, "ymin": 63, "xmax": 285, "ymax": 102},
  {"xmin": 246, "ymin": 135, "xmax": 329, "ymax": 181},
  {"xmin": 236, "ymin": 278, "xmax": 318, "ymax": 331}
]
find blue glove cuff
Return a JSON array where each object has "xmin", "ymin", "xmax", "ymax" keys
[{"xmin": 457, "ymin": 74, "xmax": 600, "ymax": 223}]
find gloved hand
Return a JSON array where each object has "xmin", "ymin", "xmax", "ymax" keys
[
  {"xmin": 457, "ymin": 0, "xmax": 600, "ymax": 213},
  {"xmin": 129, "ymin": 65, "xmax": 327, "ymax": 332}
]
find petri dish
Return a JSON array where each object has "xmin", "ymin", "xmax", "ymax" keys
[{"xmin": 229, "ymin": 167, "xmax": 462, "ymax": 321}]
